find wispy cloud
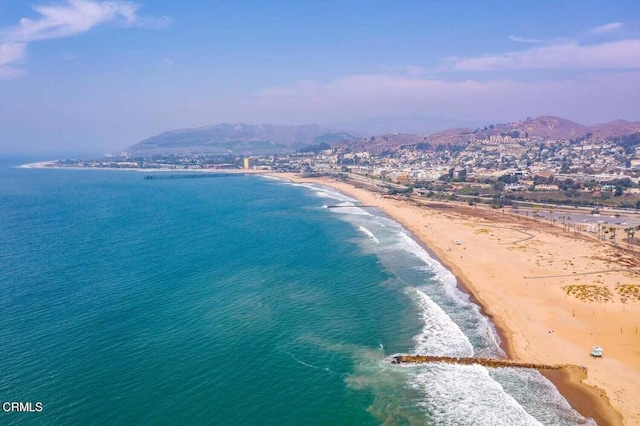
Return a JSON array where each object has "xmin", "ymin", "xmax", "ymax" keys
[
  {"xmin": 447, "ymin": 39, "xmax": 640, "ymax": 71},
  {"xmin": 0, "ymin": 0, "xmax": 164, "ymax": 79},
  {"xmin": 508, "ymin": 35, "xmax": 542, "ymax": 44},
  {"xmin": 4, "ymin": 0, "xmax": 138, "ymax": 42},
  {"xmin": 591, "ymin": 22, "xmax": 623, "ymax": 34},
  {"xmin": 0, "ymin": 42, "xmax": 26, "ymax": 79}
]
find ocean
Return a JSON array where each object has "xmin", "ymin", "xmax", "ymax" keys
[{"xmin": 0, "ymin": 158, "xmax": 594, "ymax": 425}]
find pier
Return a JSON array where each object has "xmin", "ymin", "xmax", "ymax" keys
[
  {"xmin": 326, "ymin": 205, "xmax": 374, "ymax": 208},
  {"xmin": 389, "ymin": 354, "xmax": 568, "ymax": 370},
  {"xmin": 144, "ymin": 173, "xmax": 250, "ymax": 180}
]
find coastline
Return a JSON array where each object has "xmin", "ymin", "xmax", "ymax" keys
[
  {"xmin": 274, "ymin": 172, "xmax": 635, "ymax": 426},
  {"xmin": 17, "ymin": 161, "xmax": 271, "ymax": 174},
  {"xmin": 16, "ymin": 164, "xmax": 634, "ymax": 423}
]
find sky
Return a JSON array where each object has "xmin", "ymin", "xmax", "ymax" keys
[{"xmin": 1, "ymin": 0, "xmax": 639, "ymax": 154}]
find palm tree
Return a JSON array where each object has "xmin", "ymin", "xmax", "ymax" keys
[{"xmin": 608, "ymin": 227, "xmax": 617, "ymax": 244}]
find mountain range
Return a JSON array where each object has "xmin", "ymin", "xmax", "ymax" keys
[
  {"xmin": 126, "ymin": 123, "xmax": 355, "ymax": 155},
  {"xmin": 125, "ymin": 116, "xmax": 640, "ymax": 155}
]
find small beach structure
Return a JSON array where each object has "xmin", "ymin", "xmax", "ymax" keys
[{"xmin": 591, "ymin": 346, "xmax": 603, "ymax": 357}]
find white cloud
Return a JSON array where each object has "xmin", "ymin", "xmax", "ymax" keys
[
  {"xmin": 0, "ymin": 42, "xmax": 26, "ymax": 78},
  {"xmin": 591, "ymin": 22, "xmax": 623, "ymax": 34},
  {"xmin": 508, "ymin": 35, "xmax": 542, "ymax": 44},
  {"xmin": 0, "ymin": 0, "xmax": 163, "ymax": 79},
  {"xmin": 5, "ymin": 0, "xmax": 138, "ymax": 42},
  {"xmin": 448, "ymin": 39, "xmax": 640, "ymax": 71},
  {"xmin": 0, "ymin": 42, "xmax": 26, "ymax": 64},
  {"xmin": 163, "ymin": 58, "xmax": 174, "ymax": 67}
]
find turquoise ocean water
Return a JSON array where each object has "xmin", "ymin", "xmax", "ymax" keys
[{"xmin": 0, "ymin": 158, "xmax": 594, "ymax": 425}]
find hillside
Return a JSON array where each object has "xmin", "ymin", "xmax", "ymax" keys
[
  {"xmin": 588, "ymin": 120, "xmax": 640, "ymax": 140},
  {"xmin": 124, "ymin": 117, "xmax": 640, "ymax": 156},
  {"xmin": 471, "ymin": 116, "xmax": 640, "ymax": 142},
  {"xmin": 126, "ymin": 123, "xmax": 356, "ymax": 155}
]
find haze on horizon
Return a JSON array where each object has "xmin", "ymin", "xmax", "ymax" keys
[{"xmin": 0, "ymin": 0, "xmax": 639, "ymax": 155}]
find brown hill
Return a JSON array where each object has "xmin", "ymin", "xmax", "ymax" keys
[
  {"xmin": 473, "ymin": 116, "xmax": 587, "ymax": 141},
  {"xmin": 470, "ymin": 116, "xmax": 639, "ymax": 143},
  {"xmin": 343, "ymin": 116, "xmax": 640, "ymax": 152},
  {"xmin": 423, "ymin": 128, "xmax": 477, "ymax": 145},
  {"xmin": 126, "ymin": 116, "xmax": 640, "ymax": 155},
  {"xmin": 519, "ymin": 116, "xmax": 588, "ymax": 140},
  {"xmin": 126, "ymin": 123, "xmax": 356, "ymax": 155},
  {"xmin": 588, "ymin": 120, "xmax": 640, "ymax": 140},
  {"xmin": 341, "ymin": 133, "xmax": 426, "ymax": 153},
  {"xmin": 343, "ymin": 128, "xmax": 477, "ymax": 153}
]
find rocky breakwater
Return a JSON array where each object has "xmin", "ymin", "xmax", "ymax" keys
[{"xmin": 389, "ymin": 354, "xmax": 574, "ymax": 371}]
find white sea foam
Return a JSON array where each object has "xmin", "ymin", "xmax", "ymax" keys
[
  {"xmin": 410, "ymin": 288, "xmax": 474, "ymax": 357},
  {"xmin": 291, "ymin": 183, "xmax": 359, "ymax": 203},
  {"xmin": 489, "ymin": 368, "xmax": 596, "ymax": 425},
  {"xmin": 258, "ymin": 174, "xmax": 281, "ymax": 181},
  {"xmin": 325, "ymin": 203, "xmax": 501, "ymax": 354},
  {"xmin": 330, "ymin": 205, "xmax": 372, "ymax": 216},
  {"xmin": 393, "ymin": 231, "xmax": 503, "ymax": 356},
  {"xmin": 357, "ymin": 226, "xmax": 379, "ymax": 244},
  {"xmin": 316, "ymin": 190, "xmax": 359, "ymax": 204},
  {"xmin": 288, "ymin": 182, "xmax": 373, "ymax": 216},
  {"xmin": 310, "ymin": 190, "xmax": 335, "ymax": 198},
  {"xmin": 396, "ymin": 232, "xmax": 458, "ymax": 294},
  {"xmin": 409, "ymin": 363, "xmax": 542, "ymax": 426}
]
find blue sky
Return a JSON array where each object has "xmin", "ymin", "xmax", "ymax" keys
[{"xmin": 1, "ymin": 0, "xmax": 639, "ymax": 154}]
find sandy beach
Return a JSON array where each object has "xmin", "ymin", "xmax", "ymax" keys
[{"xmin": 277, "ymin": 173, "xmax": 639, "ymax": 426}]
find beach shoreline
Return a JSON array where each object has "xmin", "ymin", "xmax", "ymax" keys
[
  {"xmin": 272, "ymin": 172, "xmax": 636, "ymax": 426},
  {"xmin": 15, "ymin": 164, "xmax": 634, "ymax": 423}
]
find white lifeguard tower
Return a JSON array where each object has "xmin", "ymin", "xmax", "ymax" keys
[{"xmin": 591, "ymin": 346, "xmax": 603, "ymax": 357}]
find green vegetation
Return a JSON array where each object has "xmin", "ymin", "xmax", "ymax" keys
[{"xmin": 298, "ymin": 142, "xmax": 331, "ymax": 154}]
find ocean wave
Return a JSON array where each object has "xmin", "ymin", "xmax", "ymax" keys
[
  {"xmin": 331, "ymin": 207, "xmax": 372, "ymax": 216},
  {"xmin": 257, "ymin": 174, "xmax": 282, "ymax": 181},
  {"xmin": 409, "ymin": 363, "xmax": 542, "ymax": 425},
  {"xmin": 409, "ymin": 288, "xmax": 474, "ymax": 357},
  {"xmin": 393, "ymin": 231, "xmax": 504, "ymax": 357},
  {"xmin": 489, "ymin": 368, "xmax": 596, "ymax": 425},
  {"xmin": 357, "ymin": 226, "xmax": 379, "ymax": 244},
  {"xmin": 305, "ymin": 183, "xmax": 585, "ymax": 424},
  {"xmin": 290, "ymin": 182, "xmax": 359, "ymax": 203}
]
